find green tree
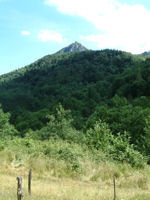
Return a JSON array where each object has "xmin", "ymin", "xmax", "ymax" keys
[
  {"xmin": 86, "ymin": 120, "xmax": 111, "ymax": 150},
  {"xmin": 86, "ymin": 120, "xmax": 145, "ymax": 168},
  {"xmin": 27, "ymin": 104, "xmax": 85, "ymax": 143},
  {"xmin": 0, "ymin": 105, "xmax": 18, "ymax": 138}
]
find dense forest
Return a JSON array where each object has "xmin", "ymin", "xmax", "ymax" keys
[{"xmin": 1, "ymin": 45, "xmax": 150, "ymax": 167}]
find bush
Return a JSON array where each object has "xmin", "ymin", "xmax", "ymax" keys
[
  {"xmin": 86, "ymin": 120, "xmax": 111, "ymax": 150},
  {"xmin": 108, "ymin": 133, "xmax": 145, "ymax": 168},
  {"xmin": 26, "ymin": 105, "xmax": 85, "ymax": 144},
  {"xmin": 86, "ymin": 120, "xmax": 145, "ymax": 168},
  {"xmin": 0, "ymin": 106, "xmax": 18, "ymax": 138}
]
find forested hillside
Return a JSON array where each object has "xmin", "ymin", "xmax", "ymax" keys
[
  {"xmin": 1, "ymin": 46, "xmax": 150, "ymax": 165},
  {"xmin": 137, "ymin": 51, "xmax": 150, "ymax": 59},
  {"xmin": 0, "ymin": 49, "xmax": 141, "ymax": 130}
]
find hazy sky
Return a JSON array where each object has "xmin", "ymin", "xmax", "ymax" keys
[{"xmin": 1, "ymin": 0, "xmax": 150, "ymax": 74}]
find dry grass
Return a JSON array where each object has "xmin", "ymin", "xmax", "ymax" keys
[
  {"xmin": 0, "ymin": 162, "xmax": 150, "ymax": 200},
  {"xmin": 0, "ymin": 138, "xmax": 149, "ymax": 199}
]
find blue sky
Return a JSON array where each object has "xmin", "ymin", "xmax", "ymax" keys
[{"xmin": 0, "ymin": 0, "xmax": 150, "ymax": 74}]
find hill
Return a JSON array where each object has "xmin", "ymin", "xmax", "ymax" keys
[
  {"xmin": 0, "ymin": 48, "xmax": 140, "ymax": 131},
  {"xmin": 1, "ymin": 43, "xmax": 150, "ymax": 157},
  {"xmin": 1, "ymin": 44, "xmax": 150, "ymax": 200},
  {"xmin": 136, "ymin": 51, "xmax": 150, "ymax": 59}
]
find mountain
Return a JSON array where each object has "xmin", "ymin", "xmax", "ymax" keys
[
  {"xmin": 1, "ymin": 43, "xmax": 150, "ymax": 159},
  {"xmin": 136, "ymin": 51, "xmax": 150, "ymax": 59},
  {"xmin": 56, "ymin": 41, "xmax": 87, "ymax": 54},
  {"xmin": 140, "ymin": 51, "xmax": 150, "ymax": 59},
  {"xmin": 0, "ymin": 48, "xmax": 142, "ymax": 132}
]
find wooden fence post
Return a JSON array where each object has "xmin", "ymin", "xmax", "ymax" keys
[
  {"xmin": 28, "ymin": 169, "xmax": 32, "ymax": 195},
  {"xmin": 113, "ymin": 176, "xmax": 116, "ymax": 200},
  {"xmin": 17, "ymin": 176, "xmax": 23, "ymax": 200}
]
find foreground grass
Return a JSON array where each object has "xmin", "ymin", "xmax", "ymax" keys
[
  {"xmin": 0, "ymin": 165, "xmax": 150, "ymax": 200},
  {"xmin": 0, "ymin": 138, "xmax": 150, "ymax": 200}
]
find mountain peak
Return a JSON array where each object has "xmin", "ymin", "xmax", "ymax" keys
[{"xmin": 56, "ymin": 42, "xmax": 88, "ymax": 54}]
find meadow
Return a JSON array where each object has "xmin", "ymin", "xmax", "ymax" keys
[{"xmin": 0, "ymin": 138, "xmax": 150, "ymax": 200}]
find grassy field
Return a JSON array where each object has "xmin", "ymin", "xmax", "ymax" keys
[
  {"xmin": 0, "ymin": 162, "xmax": 150, "ymax": 200},
  {"xmin": 0, "ymin": 138, "xmax": 150, "ymax": 200}
]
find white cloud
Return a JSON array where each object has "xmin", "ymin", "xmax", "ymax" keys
[
  {"xmin": 38, "ymin": 30, "xmax": 66, "ymax": 43},
  {"xmin": 45, "ymin": 0, "xmax": 150, "ymax": 53},
  {"xmin": 21, "ymin": 30, "xmax": 31, "ymax": 36}
]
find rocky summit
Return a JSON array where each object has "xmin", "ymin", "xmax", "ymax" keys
[{"xmin": 56, "ymin": 41, "xmax": 87, "ymax": 54}]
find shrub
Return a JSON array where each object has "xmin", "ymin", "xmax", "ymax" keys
[
  {"xmin": 26, "ymin": 105, "xmax": 85, "ymax": 144},
  {"xmin": 86, "ymin": 120, "xmax": 145, "ymax": 168}
]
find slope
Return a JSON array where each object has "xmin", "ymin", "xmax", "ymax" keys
[{"xmin": 0, "ymin": 49, "xmax": 141, "ymax": 132}]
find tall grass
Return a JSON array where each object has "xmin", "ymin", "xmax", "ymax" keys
[{"xmin": 0, "ymin": 138, "xmax": 150, "ymax": 200}]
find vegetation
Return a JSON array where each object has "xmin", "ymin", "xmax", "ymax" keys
[
  {"xmin": 0, "ymin": 49, "xmax": 141, "ymax": 132},
  {"xmin": 0, "ymin": 47, "xmax": 150, "ymax": 198},
  {"xmin": 0, "ymin": 137, "xmax": 150, "ymax": 200},
  {"xmin": 0, "ymin": 49, "xmax": 150, "ymax": 158}
]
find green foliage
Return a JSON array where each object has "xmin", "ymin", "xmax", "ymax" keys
[
  {"xmin": 0, "ymin": 105, "xmax": 18, "ymax": 138},
  {"xmin": 0, "ymin": 137, "xmax": 102, "ymax": 176},
  {"xmin": 86, "ymin": 120, "xmax": 145, "ymax": 168},
  {"xmin": 0, "ymin": 48, "xmax": 150, "ymax": 166},
  {"xmin": 86, "ymin": 95, "xmax": 150, "ymax": 153},
  {"xmin": 86, "ymin": 120, "xmax": 111, "ymax": 150},
  {"xmin": 108, "ymin": 133, "xmax": 145, "ymax": 168},
  {"xmin": 143, "ymin": 116, "xmax": 150, "ymax": 157},
  {"xmin": 26, "ymin": 104, "xmax": 85, "ymax": 143},
  {"xmin": 54, "ymin": 144, "xmax": 82, "ymax": 172},
  {"xmin": 0, "ymin": 49, "xmax": 140, "ymax": 131}
]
